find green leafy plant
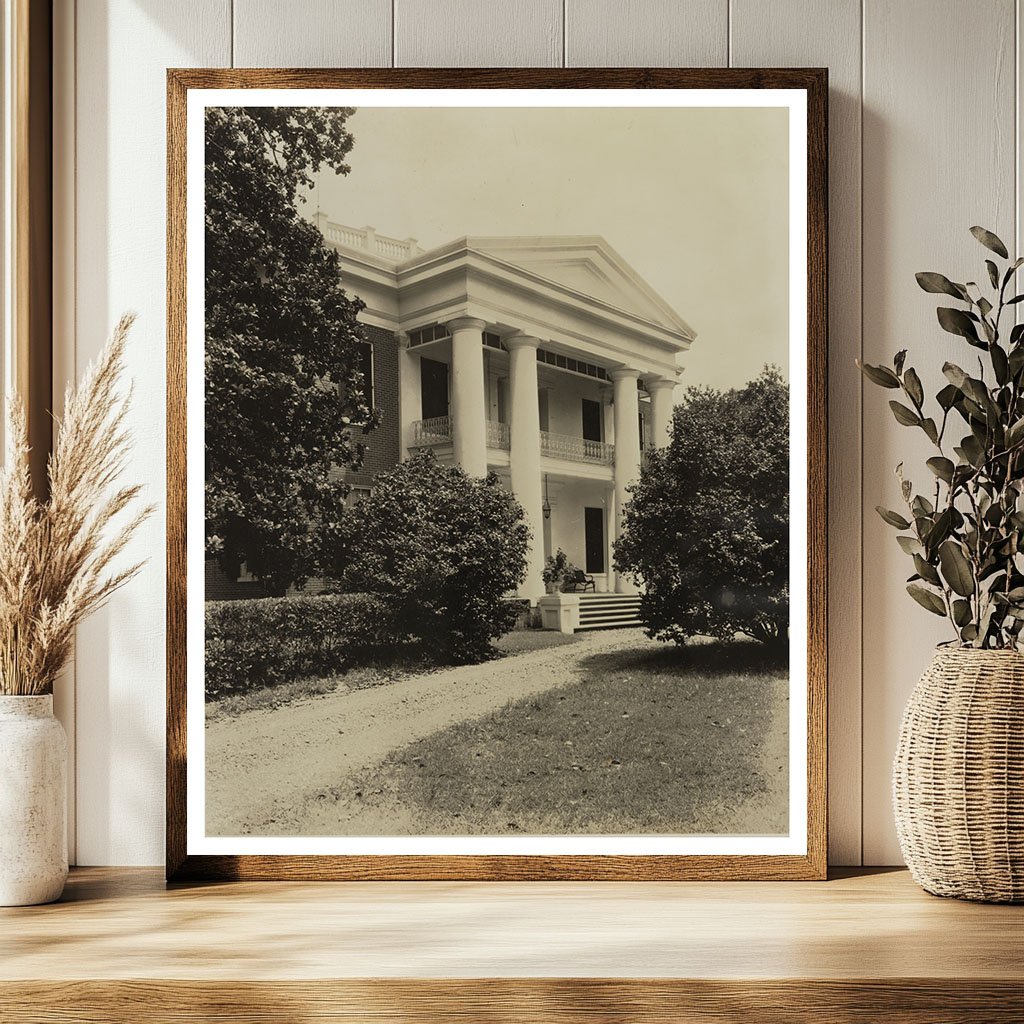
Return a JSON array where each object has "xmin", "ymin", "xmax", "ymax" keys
[
  {"xmin": 542, "ymin": 549, "xmax": 576, "ymax": 590},
  {"xmin": 859, "ymin": 226, "xmax": 1024, "ymax": 648},
  {"xmin": 328, "ymin": 450, "xmax": 529, "ymax": 664},
  {"xmin": 541, "ymin": 549, "xmax": 569, "ymax": 586},
  {"xmin": 614, "ymin": 366, "xmax": 789, "ymax": 647},
  {"xmin": 205, "ymin": 106, "xmax": 375, "ymax": 595}
]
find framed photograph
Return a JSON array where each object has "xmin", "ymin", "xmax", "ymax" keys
[{"xmin": 167, "ymin": 68, "xmax": 827, "ymax": 881}]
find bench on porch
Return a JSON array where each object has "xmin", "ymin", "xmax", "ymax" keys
[{"xmin": 563, "ymin": 569, "xmax": 596, "ymax": 593}]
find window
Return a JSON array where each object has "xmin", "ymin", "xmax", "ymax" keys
[
  {"xmin": 497, "ymin": 378, "xmax": 509, "ymax": 424},
  {"xmin": 420, "ymin": 357, "xmax": 450, "ymax": 420},
  {"xmin": 408, "ymin": 323, "xmax": 451, "ymax": 347},
  {"xmin": 582, "ymin": 398, "xmax": 603, "ymax": 442},
  {"xmin": 345, "ymin": 485, "xmax": 372, "ymax": 508},
  {"xmin": 537, "ymin": 348, "xmax": 610, "ymax": 381},
  {"xmin": 584, "ymin": 507, "xmax": 605, "ymax": 574},
  {"xmin": 355, "ymin": 341, "xmax": 374, "ymax": 409}
]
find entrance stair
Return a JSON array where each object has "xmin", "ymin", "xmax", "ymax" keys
[{"xmin": 575, "ymin": 592, "xmax": 643, "ymax": 631}]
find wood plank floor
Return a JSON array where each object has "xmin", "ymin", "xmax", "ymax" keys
[{"xmin": 0, "ymin": 867, "xmax": 1021, "ymax": 1021}]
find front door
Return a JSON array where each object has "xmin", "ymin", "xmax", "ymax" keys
[
  {"xmin": 584, "ymin": 506, "xmax": 605, "ymax": 574},
  {"xmin": 420, "ymin": 357, "xmax": 449, "ymax": 420}
]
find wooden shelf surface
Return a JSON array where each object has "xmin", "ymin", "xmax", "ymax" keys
[{"xmin": 1, "ymin": 867, "xmax": 1021, "ymax": 1022}]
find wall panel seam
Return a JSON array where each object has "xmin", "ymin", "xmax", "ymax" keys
[
  {"xmin": 726, "ymin": 0, "xmax": 731, "ymax": 67},
  {"xmin": 57, "ymin": 0, "xmax": 79, "ymax": 866},
  {"xmin": 72, "ymin": 0, "xmax": 78, "ymax": 869},
  {"xmin": 858, "ymin": 0, "xmax": 866, "ymax": 867},
  {"xmin": 561, "ymin": 0, "xmax": 566, "ymax": 68}
]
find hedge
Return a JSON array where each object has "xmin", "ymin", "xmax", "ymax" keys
[{"xmin": 205, "ymin": 593, "xmax": 400, "ymax": 701}]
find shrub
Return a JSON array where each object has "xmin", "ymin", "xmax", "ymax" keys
[
  {"xmin": 205, "ymin": 592, "xmax": 397, "ymax": 700},
  {"xmin": 330, "ymin": 450, "xmax": 529, "ymax": 663},
  {"xmin": 614, "ymin": 367, "xmax": 789, "ymax": 647}
]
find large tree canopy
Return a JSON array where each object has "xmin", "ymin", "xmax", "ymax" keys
[
  {"xmin": 205, "ymin": 106, "xmax": 374, "ymax": 595},
  {"xmin": 614, "ymin": 366, "xmax": 790, "ymax": 646}
]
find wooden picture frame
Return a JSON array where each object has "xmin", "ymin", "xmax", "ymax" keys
[
  {"xmin": 167, "ymin": 68, "xmax": 827, "ymax": 882},
  {"xmin": 6, "ymin": 0, "xmax": 53, "ymax": 497}
]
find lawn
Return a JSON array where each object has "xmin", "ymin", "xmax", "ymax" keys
[
  {"xmin": 327, "ymin": 638, "xmax": 789, "ymax": 836},
  {"xmin": 207, "ymin": 627, "xmax": 580, "ymax": 720},
  {"xmin": 491, "ymin": 628, "xmax": 583, "ymax": 656}
]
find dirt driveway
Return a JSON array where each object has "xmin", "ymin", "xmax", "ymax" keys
[{"xmin": 206, "ymin": 629, "xmax": 649, "ymax": 835}]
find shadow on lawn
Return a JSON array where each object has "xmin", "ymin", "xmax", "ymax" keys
[
  {"xmin": 575, "ymin": 634, "xmax": 788, "ymax": 680},
  {"xmin": 287, "ymin": 628, "xmax": 791, "ymax": 837}
]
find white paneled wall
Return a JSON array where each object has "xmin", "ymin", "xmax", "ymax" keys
[
  {"xmin": 59, "ymin": 0, "xmax": 1024, "ymax": 865},
  {"xmin": 566, "ymin": 1, "xmax": 727, "ymax": 67},
  {"xmin": 65, "ymin": 0, "xmax": 232, "ymax": 866},
  {"xmin": 860, "ymin": 0, "xmax": 1018, "ymax": 864}
]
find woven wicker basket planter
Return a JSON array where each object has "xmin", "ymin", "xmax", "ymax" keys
[{"xmin": 893, "ymin": 647, "xmax": 1024, "ymax": 902}]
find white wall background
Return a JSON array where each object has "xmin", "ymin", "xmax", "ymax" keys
[{"xmin": 55, "ymin": 0, "xmax": 1023, "ymax": 866}]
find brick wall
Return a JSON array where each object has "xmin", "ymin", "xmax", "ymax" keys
[
  {"xmin": 345, "ymin": 321, "xmax": 401, "ymax": 489},
  {"xmin": 205, "ymin": 559, "xmax": 269, "ymax": 602}
]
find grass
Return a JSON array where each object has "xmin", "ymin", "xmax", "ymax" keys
[
  {"xmin": 207, "ymin": 627, "xmax": 581, "ymax": 720},
  {"xmin": 320, "ymin": 638, "xmax": 790, "ymax": 836},
  {"xmin": 207, "ymin": 660, "xmax": 418, "ymax": 720},
  {"xmin": 492, "ymin": 628, "xmax": 582, "ymax": 656}
]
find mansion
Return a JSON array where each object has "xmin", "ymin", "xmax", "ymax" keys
[{"xmin": 322, "ymin": 217, "xmax": 695, "ymax": 604}]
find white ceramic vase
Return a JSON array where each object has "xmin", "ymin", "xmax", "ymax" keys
[{"xmin": 0, "ymin": 695, "xmax": 68, "ymax": 906}]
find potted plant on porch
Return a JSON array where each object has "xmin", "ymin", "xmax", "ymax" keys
[
  {"xmin": 542, "ymin": 548, "xmax": 570, "ymax": 594},
  {"xmin": 859, "ymin": 226, "xmax": 1024, "ymax": 902}
]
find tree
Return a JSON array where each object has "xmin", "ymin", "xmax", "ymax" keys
[
  {"xmin": 614, "ymin": 366, "xmax": 789, "ymax": 646},
  {"xmin": 331, "ymin": 451, "xmax": 530, "ymax": 664},
  {"xmin": 205, "ymin": 106, "xmax": 375, "ymax": 595}
]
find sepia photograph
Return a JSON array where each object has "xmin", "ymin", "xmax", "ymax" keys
[{"xmin": 170, "ymin": 76, "xmax": 822, "ymax": 875}]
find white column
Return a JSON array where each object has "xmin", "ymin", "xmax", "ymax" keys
[
  {"xmin": 506, "ymin": 334, "xmax": 545, "ymax": 602},
  {"xmin": 604, "ymin": 488, "xmax": 616, "ymax": 594},
  {"xmin": 611, "ymin": 367, "xmax": 642, "ymax": 594},
  {"xmin": 447, "ymin": 317, "xmax": 488, "ymax": 477},
  {"xmin": 396, "ymin": 331, "xmax": 420, "ymax": 457},
  {"xmin": 646, "ymin": 377, "xmax": 678, "ymax": 448}
]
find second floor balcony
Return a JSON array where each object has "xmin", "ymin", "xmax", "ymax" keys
[{"xmin": 412, "ymin": 416, "xmax": 615, "ymax": 466}]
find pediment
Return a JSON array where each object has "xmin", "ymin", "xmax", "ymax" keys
[{"xmin": 466, "ymin": 237, "xmax": 694, "ymax": 338}]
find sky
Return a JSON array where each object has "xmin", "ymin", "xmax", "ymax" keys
[{"xmin": 310, "ymin": 105, "xmax": 790, "ymax": 391}]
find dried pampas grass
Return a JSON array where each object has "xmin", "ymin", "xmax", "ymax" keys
[{"xmin": 0, "ymin": 313, "xmax": 153, "ymax": 696}]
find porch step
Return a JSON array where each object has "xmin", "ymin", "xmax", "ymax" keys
[
  {"xmin": 578, "ymin": 611, "xmax": 643, "ymax": 624},
  {"xmin": 577, "ymin": 616, "xmax": 643, "ymax": 631},
  {"xmin": 578, "ymin": 605, "xmax": 642, "ymax": 619},
  {"xmin": 576, "ymin": 593, "xmax": 643, "ymax": 631}
]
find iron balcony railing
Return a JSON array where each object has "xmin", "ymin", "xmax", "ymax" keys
[
  {"xmin": 540, "ymin": 430, "xmax": 615, "ymax": 465},
  {"xmin": 487, "ymin": 420, "xmax": 510, "ymax": 450},
  {"xmin": 411, "ymin": 415, "xmax": 452, "ymax": 446},
  {"xmin": 412, "ymin": 418, "xmax": 511, "ymax": 450},
  {"xmin": 411, "ymin": 418, "xmax": 615, "ymax": 466}
]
